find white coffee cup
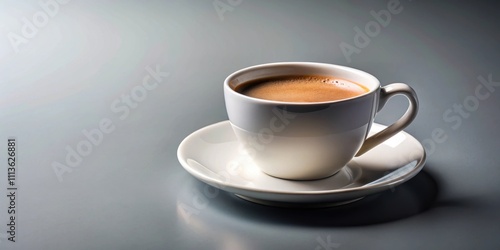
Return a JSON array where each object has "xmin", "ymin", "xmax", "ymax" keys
[{"xmin": 224, "ymin": 62, "xmax": 418, "ymax": 180}]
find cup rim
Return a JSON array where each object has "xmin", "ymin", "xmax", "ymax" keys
[{"xmin": 224, "ymin": 62, "xmax": 380, "ymax": 105}]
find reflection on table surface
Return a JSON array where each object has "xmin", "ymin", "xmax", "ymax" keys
[{"xmin": 176, "ymin": 169, "xmax": 438, "ymax": 248}]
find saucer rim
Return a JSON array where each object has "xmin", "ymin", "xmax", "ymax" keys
[{"xmin": 177, "ymin": 120, "xmax": 426, "ymax": 196}]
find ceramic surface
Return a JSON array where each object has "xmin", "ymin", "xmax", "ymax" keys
[
  {"xmin": 178, "ymin": 121, "xmax": 426, "ymax": 207},
  {"xmin": 224, "ymin": 62, "xmax": 418, "ymax": 180}
]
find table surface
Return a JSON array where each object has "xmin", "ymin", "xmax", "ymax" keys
[{"xmin": 1, "ymin": 1, "xmax": 499, "ymax": 249}]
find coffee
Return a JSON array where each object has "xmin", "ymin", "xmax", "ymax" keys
[{"xmin": 235, "ymin": 75, "xmax": 369, "ymax": 102}]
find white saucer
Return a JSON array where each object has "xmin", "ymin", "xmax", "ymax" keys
[{"xmin": 177, "ymin": 121, "xmax": 426, "ymax": 207}]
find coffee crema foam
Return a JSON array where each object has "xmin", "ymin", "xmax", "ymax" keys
[{"xmin": 235, "ymin": 75, "xmax": 369, "ymax": 102}]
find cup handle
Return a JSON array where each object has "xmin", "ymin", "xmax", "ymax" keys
[{"xmin": 355, "ymin": 83, "xmax": 419, "ymax": 157}]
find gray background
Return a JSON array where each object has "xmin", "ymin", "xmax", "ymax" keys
[{"xmin": 1, "ymin": 0, "xmax": 499, "ymax": 249}]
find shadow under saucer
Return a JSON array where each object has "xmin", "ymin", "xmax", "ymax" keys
[{"xmin": 207, "ymin": 169, "xmax": 438, "ymax": 227}]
